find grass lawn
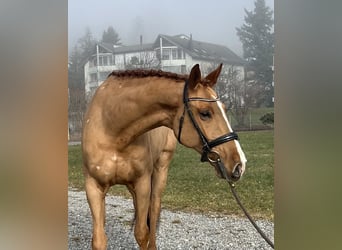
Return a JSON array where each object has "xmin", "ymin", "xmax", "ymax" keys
[{"xmin": 68, "ymin": 130, "xmax": 274, "ymax": 220}]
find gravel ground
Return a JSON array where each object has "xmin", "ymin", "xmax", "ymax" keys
[{"xmin": 68, "ymin": 188, "xmax": 274, "ymax": 250}]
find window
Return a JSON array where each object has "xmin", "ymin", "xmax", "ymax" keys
[
  {"xmin": 162, "ymin": 48, "xmax": 170, "ymax": 60},
  {"xmin": 163, "ymin": 66, "xmax": 179, "ymax": 73},
  {"xmin": 96, "ymin": 55, "xmax": 113, "ymax": 66},
  {"xmin": 172, "ymin": 49, "xmax": 177, "ymax": 60},
  {"xmin": 90, "ymin": 73, "xmax": 97, "ymax": 82},
  {"xmin": 177, "ymin": 48, "xmax": 183, "ymax": 59},
  {"xmin": 130, "ymin": 56, "xmax": 139, "ymax": 65},
  {"xmin": 181, "ymin": 65, "xmax": 186, "ymax": 74},
  {"xmin": 200, "ymin": 49, "xmax": 207, "ymax": 54},
  {"xmin": 156, "ymin": 49, "xmax": 161, "ymax": 60},
  {"xmin": 99, "ymin": 71, "xmax": 111, "ymax": 80},
  {"xmin": 92, "ymin": 58, "xmax": 97, "ymax": 66},
  {"xmin": 90, "ymin": 86, "xmax": 97, "ymax": 93}
]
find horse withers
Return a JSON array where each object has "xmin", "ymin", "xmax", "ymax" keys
[{"xmin": 82, "ymin": 64, "xmax": 247, "ymax": 250}]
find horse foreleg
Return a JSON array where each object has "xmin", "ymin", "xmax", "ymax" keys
[
  {"xmin": 127, "ymin": 184, "xmax": 137, "ymax": 230},
  {"xmin": 133, "ymin": 176, "xmax": 152, "ymax": 250},
  {"xmin": 148, "ymin": 151, "xmax": 172, "ymax": 250},
  {"xmin": 85, "ymin": 176, "xmax": 108, "ymax": 250}
]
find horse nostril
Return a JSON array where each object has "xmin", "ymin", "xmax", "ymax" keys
[{"xmin": 232, "ymin": 163, "xmax": 242, "ymax": 179}]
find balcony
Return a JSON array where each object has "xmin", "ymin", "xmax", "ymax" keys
[
  {"xmin": 87, "ymin": 65, "xmax": 117, "ymax": 74},
  {"xmin": 161, "ymin": 59, "xmax": 186, "ymax": 67}
]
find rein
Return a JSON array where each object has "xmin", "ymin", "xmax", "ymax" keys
[{"xmin": 178, "ymin": 80, "xmax": 274, "ymax": 249}]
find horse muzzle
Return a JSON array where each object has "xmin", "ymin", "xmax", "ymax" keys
[
  {"xmin": 231, "ymin": 163, "xmax": 243, "ymax": 181},
  {"xmin": 204, "ymin": 150, "xmax": 243, "ymax": 182}
]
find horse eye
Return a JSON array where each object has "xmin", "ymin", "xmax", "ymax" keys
[{"xmin": 199, "ymin": 110, "xmax": 211, "ymax": 121}]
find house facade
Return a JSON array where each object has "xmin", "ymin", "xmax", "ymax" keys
[
  {"xmin": 84, "ymin": 42, "xmax": 156, "ymax": 94},
  {"xmin": 84, "ymin": 34, "xmax": 245, "ymax": 96}
]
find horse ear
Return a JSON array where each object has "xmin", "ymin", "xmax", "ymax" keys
[
  {"xmin": 188, "ymin": 64, "xmax": 201, "ymax": 89},
  {"xmin": 204, "ymin": 63, "xmax": 223, "ymax": 87}
]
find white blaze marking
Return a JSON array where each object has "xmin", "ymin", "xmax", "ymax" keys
[
  {"xmin": 216, "ymin": 100, "xmax": 233, "ymax": 132},
  {"xmin": 234, "ymin": 140, "xmax": 247, "ymax": 173},
  {"xmin": 216, "ymin": 100, "xmax": 247, "ymax": 173}
]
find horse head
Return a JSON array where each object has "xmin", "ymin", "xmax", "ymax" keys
[{"xmin": 174, "ymin": 64, "xmax": 247, "ymax": 182}]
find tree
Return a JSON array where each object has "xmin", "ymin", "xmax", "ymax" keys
[
  {"xmin": 128, "ymin": 16, "xmax": 144, "ymax": 44},
  {"xmin": 208, "ymin": 63, "xmax": 253, "ymax": 128},
  {"xmin": 101, "ymin": 26, "xmax": 121, "ymax": 45},
  {"xmin": 68, "ymin": 27, "xmax": 97, "ymax": 90},
  {"xmin": 236, "ymin": 0, "xmax": 274, "ymax": 107},
  {"xmin": 78, "ymin": 27, "xmax": 98, "ymax": 63},
  {"xmin": 68, "ymin": 27, "xmax": 97, "ymax": 139},
  {"xmin": 68, "ymin": 86, "xmax": 86, "ymax": 139},
  {"xmin": 126, "ymin": 51, "xmax": 160, "ymax": 70},
  {"xmin": 260, "ymin": 112, "xmax": 274, "ymax": 127},
  {"xmin": 68, "ymin": 45, "xmax": 83, "ymax": 89}
]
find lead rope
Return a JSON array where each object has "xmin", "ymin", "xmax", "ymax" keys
[{"xmin": 217, "ymin": 159, "xmax": 275, "ymax": 249}]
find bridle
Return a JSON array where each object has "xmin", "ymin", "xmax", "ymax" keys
[{"xmin": 177, "ymin": 80, "xmax": 239, "ymax": 164}]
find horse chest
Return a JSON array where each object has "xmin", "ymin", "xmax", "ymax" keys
[{"xmin": 88, "ymin": 149, "xmax": 155, "ymax": 186}]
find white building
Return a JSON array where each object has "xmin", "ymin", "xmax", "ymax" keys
[
  {"xmin": 84, "ymin": 42, "xmax": 156, "ymax": 94},
  {"xmin": 84, "ymin": 34, "xmax": 245, "ymax": 96}
]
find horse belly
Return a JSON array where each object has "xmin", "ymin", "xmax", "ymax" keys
[{"xmin": 147, "ymin": 127, "xmax": 177, "ymax": 162}]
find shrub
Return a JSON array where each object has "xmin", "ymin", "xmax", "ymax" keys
[{"xmin": 260, "ymin": 112, "xmax": 274, "ymax": 126}]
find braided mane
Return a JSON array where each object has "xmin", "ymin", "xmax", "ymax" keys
[
  {"xmin": 108, "ymin": 69, "xmax": 187, "ymax": 81},
  {"xmin": 108, "ymin": 68, "xmax": 211, "ymax": 85}
]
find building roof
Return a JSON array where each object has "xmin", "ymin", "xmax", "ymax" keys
[
  {"xmin": 96, "ymin": 35, "xmax": 245, "ymax": 65},
  {"xmin": 154, "ymin": 34, "xmax": 245, "ymax": 65},
  {"xmin": 98, "ymin": 42, "xmax": 154, "ymax": 54}
]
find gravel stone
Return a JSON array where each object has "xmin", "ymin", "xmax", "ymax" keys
[{"xmin": 68, "ymin": 188, "xmax": 274, "ymax": 249}]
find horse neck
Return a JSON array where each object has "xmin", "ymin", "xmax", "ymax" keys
[{"xmin": 102, "ymin": 77, "xmax": 183, "ymax": 149}]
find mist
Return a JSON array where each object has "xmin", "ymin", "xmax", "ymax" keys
[{"xmin": 68, "ymin": 0, "xmax": 274, "ymax": 56}]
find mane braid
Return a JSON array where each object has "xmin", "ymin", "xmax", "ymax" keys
[{"xmin": 107, "ymin": 69, "xmax": 188, "ymax": 81}]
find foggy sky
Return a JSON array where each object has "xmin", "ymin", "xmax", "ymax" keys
[{"xmin": 68, "ymin": 0, "xmax": 274, "ymax": 57}]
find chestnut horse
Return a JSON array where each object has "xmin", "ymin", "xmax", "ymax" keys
[{"xmin": 82, "ymin": 64, "xmax": 247, "ymax": 250}]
